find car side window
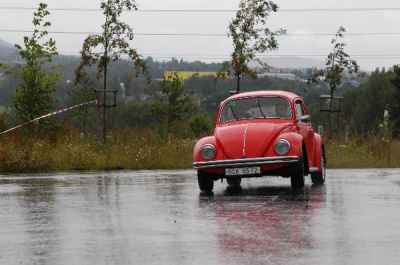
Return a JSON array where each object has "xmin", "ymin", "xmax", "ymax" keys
[{"xmin": 295, "ymin": 101, "xmax": 304, "ymax": 120}]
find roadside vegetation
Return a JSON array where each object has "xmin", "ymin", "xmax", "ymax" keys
[
  {"xmin": 0, "ymin": 129, "xmax": 195, "ymax": 173},
  {"xmin": 326, "ymin": 137, "xmax": 400, "ymax": 168},
  {"xmin": 1, "ymin": 130, "xmax": 400, "ymax": 173}
]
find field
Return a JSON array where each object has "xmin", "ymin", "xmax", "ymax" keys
[
  {"xmin": 326, "ymin": 136, "xmax": 400, "ymax": 168},
  {"xmin": 0, "ymin": 129, "xmax": 399, "ymax": 173},
  {"xmin": 0, "ymin": 129, "xmax": 194, "ymax": 173}
]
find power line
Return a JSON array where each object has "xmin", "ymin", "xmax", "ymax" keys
[
  {"xmin": 280, "ymin": 7, "xmax": 400, "ymax": 12},
  {"xmin": 1, "ymin": 29, "xmax": 400, "ymax": 37},
  {"xmin": 142, "ymin": 53, "xmax": 400, "ymax": 57},
  {"xmin": 54, "ymin": 51, "xmax": 400, "ymax": 62},
  {"xmin": 152, "ymin": 55, "xmax": 400, "ymax": 59},
  {"xmin": 1, "ymin": 6, "xmax": 400, "ymax": 12},
  {"xmin": 0, "ymin": 7, "xmax": 233, "ymax": 12},
  {"xmin": 134, "ymin": 56, "xmax": 400, "ymax": 61},
  {"xmin": 146, "ymin": 56, "xmax": 400, "ymax": 60},
  {"xmin": 58, "ymin": 52, "xmax": 400, "ymax": 60},
  {"xmin": 0, "ymin": 29, "xmax": 96, "ymax": 35}
]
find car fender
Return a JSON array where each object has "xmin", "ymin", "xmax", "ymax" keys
[
  {"xmin": 312, "ymin": 133, "xmax": 324, "ymax": 170},
  {"xmin": 266, "ymin": 132, "xmax": 303, "ymax": 159},
  {"xmin": 193, "ymin": 136, "xmax": 224, "ymax": 162}
]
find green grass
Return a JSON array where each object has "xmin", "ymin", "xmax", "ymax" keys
[
  {"xmin": 0, "ymin": 129, "xmax": 399, "ymax": 173},
  {"xmin": 325, "ymin": 136, "xmax": 400, "ymax": 168},
  {"xmin": 0, "ymin": 129, "xmax": 195, "ymax": 173}
]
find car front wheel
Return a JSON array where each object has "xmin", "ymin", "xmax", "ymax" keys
[
  {"xmin": 311, "ymin": 148, "xmax": 326, "ymax": 184},
  {"xmin": 198, "ymin": 171, "xmax": 214, "ymax": 192},
  {"xmin": 291, "ymin": 154, "xmax": 305, "ymax": 190}
]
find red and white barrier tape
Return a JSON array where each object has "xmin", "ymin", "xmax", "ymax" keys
[{"xmin": 0, "ymin": 100, "xmax": 98, "ymax": 135}]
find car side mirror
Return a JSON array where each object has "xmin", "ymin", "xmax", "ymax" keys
[{"xmin": 300, "ymin": 115, "xmax": 311, "ymax": 122}]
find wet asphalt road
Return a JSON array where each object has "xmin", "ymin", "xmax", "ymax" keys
[{"xmin": 0, "ymin": 169, "xmax": 400, "ymax": 265}]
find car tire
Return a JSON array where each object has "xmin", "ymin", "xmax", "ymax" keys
[
  {"xmin": 311, "ymin": 148, "xmax": 326, "ymax": 184},
  {"xmin": 226, "ymin": 177, "xmax": 241, "ymax": 186},
  {"xmin": 198, "ymin": 171, "xmax": 214, "ymax": 192},
  {"xmin": 291, "ymin": 153, "xmax": 305, "ymax": 190}
]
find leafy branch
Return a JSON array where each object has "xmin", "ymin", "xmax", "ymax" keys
[
  {"xmin": 308, "ymin": 27, "xmax": 360, "ymax": 91},
  {"xmin": 12, "ymin": 3, "xmax": 59, "ymax": 126},
  {"xmin": 75, "ymin": 0, "xmax": 147, "ymax": 83},
  {"xmin": 225, "ymin": 0, "xmax": 286, "ymax": 92}
]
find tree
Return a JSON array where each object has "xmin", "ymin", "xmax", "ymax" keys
[
  {"xmin": 308, "ymin": 27, "xmax": 360, "ymax": 135},
  {"xmin": 75, "ymin": 0, "xmax": 147, "ymax": 143},
  {"xmin": 12, "ymin": 3, "xmax": 58, "ymax": 129},
  {"xmin": 147, "ymin": 72, "xmax": 196, "ymax": 136},
  {"xmin": 390, "ymin": 65, "xmax": 400, "ymax": 137},
  {"xmin": 341, "ymin": 69, "xmax": 394, "ymax": 135},
  {"xmin": 227, "ymin": 0, "xmax": 285, "ymax": 92},
  {"xmin": 187, "ymin": 112, "xmax": 213, "ymax": 137},
  {"xmin": 68, "ymin": 73, "xmax": 97, "ymax": 135}
]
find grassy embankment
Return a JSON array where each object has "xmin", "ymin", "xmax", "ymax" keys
[
  {"xmin": 0, "ymin": 129, "xmax": 399, "ymax": 173},
  {"xmin": 326, "ymin": 136, "xmax": 400, "ymax": 168},
  {"xmin": 0, "ymin": 129, "xmax": 195, "ymax": 173}
]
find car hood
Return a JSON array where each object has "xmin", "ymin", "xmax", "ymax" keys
[{"xmin": 215, "ymin": 121, "xmax": 293, "ymax": 159}]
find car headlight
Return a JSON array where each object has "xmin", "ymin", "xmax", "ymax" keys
[
  {"xmin": 200, "ymin": 144, "xmax": 216, "ymax": 160},
  {"xmin": 274, "ymin": 139, "xmax": 290, "ymax": 156}
]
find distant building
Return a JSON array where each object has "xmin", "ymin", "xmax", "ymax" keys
[
  {"xmin": 257, "ymin": 72, "xmax": 298, "ymax": 80},
  {"xmin": 164, "ymin": 71, "xmax": 225, "ymax": 81},
  {"xmin": 119, "ymin": 82, "xmax": 134, "ymax": 103}
]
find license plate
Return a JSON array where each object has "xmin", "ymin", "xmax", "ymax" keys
[{"xmin": 225, "ymin": 167, "xmax": 261, "ymax": 176}]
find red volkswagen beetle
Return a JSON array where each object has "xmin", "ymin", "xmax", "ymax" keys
[{"xmin": 193, "ymin": 90, "xmax": 326, "ymax": 192}]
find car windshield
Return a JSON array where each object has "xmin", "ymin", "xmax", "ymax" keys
[{"xmin": 220, "ymin": 96, "xmax": 291, "ymax": 123}]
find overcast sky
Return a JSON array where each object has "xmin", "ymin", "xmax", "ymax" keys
[{"xmin": 0, "ymin": 0, "xmax": 400, "ymax": 71}]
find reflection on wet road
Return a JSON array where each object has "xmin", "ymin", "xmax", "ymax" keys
[{"xmin": 0, "ymin": 169, "xmax": 400, "ymax": 264}]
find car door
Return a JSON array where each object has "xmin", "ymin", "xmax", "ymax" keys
[{"xmin": 294, "ymin": 99, "xmax": 314, "ymax": 167}]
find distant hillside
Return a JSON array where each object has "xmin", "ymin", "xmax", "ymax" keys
[
  {"xmin": 0, "ymin": 39, "xmax": 18, "ymax": 62},
  {"xmin": 0, "ymin": 39, "xmax": 15, "ymax": 53},
  {"xmin": 253, "ymin": 56, "xmax": 325, "ymax": 69}
]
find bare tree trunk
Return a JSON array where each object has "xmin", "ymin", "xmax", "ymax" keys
[
  {"xmin": 329, "ymin": 85, "xmax": 334, "ymax": 138},
  {"xmin": 82, "ymin": 106, "xmax": 88, "ymax": 136},
  {"xmin": 102, "ymin": 15, "xmax": 109, "ymax": 144},
  {"xmin": 96, "ymin": 101, "xmax": 100, "ymax": 142},
  {"xmin": 103, "ymin": 62, "xmax": 107, "ymax": 144},
  {"xmin": 236, "ymin": 74, "xmax": 241, "ymax": 93}
]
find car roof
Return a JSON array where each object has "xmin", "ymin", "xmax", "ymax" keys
[{"xmin": 222, "ymin": 90, "xmax": 300, "ymax": 103}]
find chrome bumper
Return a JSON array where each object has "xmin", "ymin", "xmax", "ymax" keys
[{"xmin": 193, "ymin": 156, "xmax": 299, "ymax": 169}]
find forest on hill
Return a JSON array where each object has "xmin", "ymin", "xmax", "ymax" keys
[
  {"xmin": 1, "ymin": 50, "xmax": 398, "ymax": 138},
  {"xmin": 1, "ymin": 53, "xmax": 372, "ymax": 134}
]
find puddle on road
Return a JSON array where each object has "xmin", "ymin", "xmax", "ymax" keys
[{"xmin": 197, "ymin": 182, "xmax": 327, "ymax": 265}]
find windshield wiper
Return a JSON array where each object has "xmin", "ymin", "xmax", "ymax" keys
[{"xmin": 257, "ymin": 99, "xmax": 266, "ymax": 118}]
